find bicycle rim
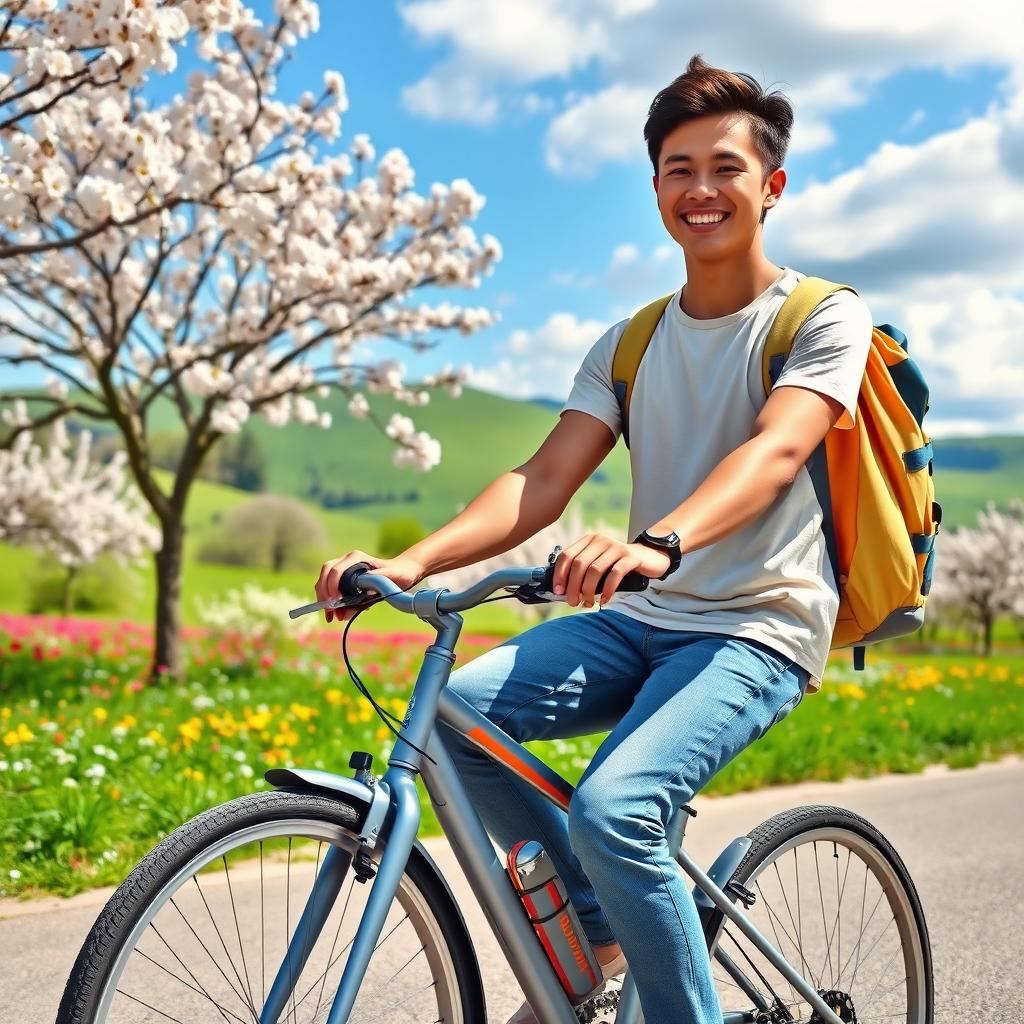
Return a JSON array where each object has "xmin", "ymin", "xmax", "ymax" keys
[
  {"xmin": 708, "ymin": 824, "xmax": 930, "ymax": 1024},
  {"xmin": 89, "ymin": 815, "xmax": 465, "ymax": 1024}
]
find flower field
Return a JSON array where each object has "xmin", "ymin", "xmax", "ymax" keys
[{"xmin": 1, "ymin": 612, "xmax": 1022, "ymax": 898}]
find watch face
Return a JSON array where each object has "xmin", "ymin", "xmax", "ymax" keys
[{"xmin": 645, "ymin": 530, "xmax": 680, "ymax": 547}]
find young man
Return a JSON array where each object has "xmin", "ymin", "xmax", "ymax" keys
[{"xmin": 315, "ymin": 55, "xmax": 872, "ymax": 1024}]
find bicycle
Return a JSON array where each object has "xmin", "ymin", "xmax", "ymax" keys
[{"xmin": 58, "ymin": 553, "xmax": 934, "ymax": 1024}]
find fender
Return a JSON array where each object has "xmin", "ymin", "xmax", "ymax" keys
[
  {"xmin": 692, "ymin": 836, "xmax": 753, "ymax": 949},
  {"xmin": 266, "ymin": 766, "xmax": 391, "ymax": 849}
]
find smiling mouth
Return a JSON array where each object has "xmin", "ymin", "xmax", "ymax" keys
[{"xmin": 681, "ymin": 211, "xmax": 730, "ymax": 229}]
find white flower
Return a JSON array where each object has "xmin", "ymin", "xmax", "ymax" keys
[
  {"xmin": 8, "ymin": 870, "xmax": 21, "ymax": 881},
  {"xmin": 62, "ymin": 777, "xmax": 79, "ymax": 788},
  {"xmin": 84, "ymin": 763, "xmax": 106, "ymax": 781}
]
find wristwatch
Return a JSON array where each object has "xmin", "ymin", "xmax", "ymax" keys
[{"xmin": 632, "ymin": 528, "xmax": 683, "ymax": 581}]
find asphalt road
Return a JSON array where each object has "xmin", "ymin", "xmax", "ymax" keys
[{"xmin": 1, "ymin": 755, "xmax": 1021, "ymax": 1024}]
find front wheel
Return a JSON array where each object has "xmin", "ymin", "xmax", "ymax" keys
[
  {"xmin": 58, "ymin": 789, "xmax": 486, "ymax": 1023},
  {"xmin": 703, "ymin": 804, "xmax": 933, "ymax": 1024}
]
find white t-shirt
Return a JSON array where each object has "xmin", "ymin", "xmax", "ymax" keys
[{"xmin": 560, "ymin": 267, "xmax": 873, "ymax": 688}]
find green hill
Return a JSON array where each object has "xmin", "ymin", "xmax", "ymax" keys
[{"xmin": 6, "ymin": 387, "xmax": 1020, "ymax": 537}]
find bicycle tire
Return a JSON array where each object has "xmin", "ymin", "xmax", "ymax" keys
[
  {"xmin": 57, "ymin": 788, "xmax": 487, "ymax": 1024},
  {"xmin": 702, "ymin": 803, "xmax": 933, "ymax": 1024}
]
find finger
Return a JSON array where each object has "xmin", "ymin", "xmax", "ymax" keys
[
  {"xmin": 580, "ymin": 549, "xmax": 620, "ymax": 606},
  {"xmin": 553, "ymin": 537, "xmax": 591, "ymax": 594},
  {"xmin": 599, "ymin": 556, "xmax": 640, "ymax": 606},
  {"xmin": 565, "ymin": 537, "xmax": 604, "ymax": 606}
]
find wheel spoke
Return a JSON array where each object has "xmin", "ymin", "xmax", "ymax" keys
[{"xmin": 224, "ymin": 854, "xmax": 257, "ymax": 1016}]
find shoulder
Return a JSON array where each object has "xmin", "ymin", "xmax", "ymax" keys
[
  {"xmin": 794, "ymin": 282, "xmax": 873, "ymax": 347},
  {"xmin": 581, "ymin": 315, "xmax": 631, "ymax": 373}
]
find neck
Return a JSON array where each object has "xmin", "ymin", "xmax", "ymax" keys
[{"xmin": 679, "ymin": 243, "xmax": 783, "ymax": 319}]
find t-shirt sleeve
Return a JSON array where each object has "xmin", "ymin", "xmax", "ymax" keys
[
  {"xmin": 558, "ymin": 318, "xmax": 629, "ymax": 438},
  {"xmin": 771, "ymin": 288, "xmax": 873, "ymax": 429}
]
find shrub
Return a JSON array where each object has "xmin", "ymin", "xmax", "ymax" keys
[
  {"xmin": 197, "ymin": 494, "xmax": 327, "ymax": 572},
  {"xmin": 378, "ymin": 516, "xmax": 428, "ymax": 558}
]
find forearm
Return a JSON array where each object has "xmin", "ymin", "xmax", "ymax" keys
[
  {"xmin": 403, "ymin": 467, "xmax": 567, "ymax": 575},
  {"xmin": 650, "ymin": 435, "xmax": 800, "ymax": 553}
]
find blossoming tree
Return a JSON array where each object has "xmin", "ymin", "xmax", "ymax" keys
[
  {"xmin": 0, "ymin": 1, "xmax": 502, "ymax": 676},
  {"xmin": 932, "ymin": 500, "xmax": 1024, "ymax": 655},
  {"xmin": 0, "ymin": 417, "xmax": 160, "ymax": 611}
]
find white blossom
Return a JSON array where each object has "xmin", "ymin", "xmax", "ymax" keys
[{"xmin": 0, "ymin": 422, "xmax": 161, "ymax": 570}]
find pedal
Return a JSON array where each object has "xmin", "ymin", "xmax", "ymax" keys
[
  {"xmin": 575, "ymin": 983, "xmax": 620, "ymax": 1022},
  {"xmin": 725, "ymin": 879, "xmax": 757, "ymax": 908},
  {"xmin": 352, "ymin": 846, "xmax": 377, "ymax": 884}
]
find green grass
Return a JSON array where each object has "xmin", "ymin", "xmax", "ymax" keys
[{"xmin": 1, "ymin": 616, "xmax": 1021, "ymax": 897}]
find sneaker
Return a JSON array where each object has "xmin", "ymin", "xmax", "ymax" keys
[{"xmin": 503, "ymin": 950, "xmax": 628, "ymax": 1024}]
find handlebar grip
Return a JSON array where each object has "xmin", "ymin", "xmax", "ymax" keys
[
  {"xmin": 540, "ymin": 563, "xmax": 650, "ymax": 594},
  {"xmin": 340, "ymin": 561, "xmax": 373, "ymax": 599}
]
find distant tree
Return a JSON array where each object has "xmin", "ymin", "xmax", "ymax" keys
[
  {"xmin": 378, "ymin": 515, "xmax": 427, "ymax": 558},
  {"xmin": 226, "ymin": 429, "xmax": 266, "ymax": 492},
  {"xmin": 197, "ymin": 493, "xmax": 326, "ymax": 573},
  {"xmin": 934, "ymin": 500, "xmax": 1024, "ymax": 655},
  {"xmin": 145, "ymin": 428, "xmax": 266, "ymax": 491},
  {"xmin": 0, "ymin": 421, "xmax": 159, "ymax": 612}
]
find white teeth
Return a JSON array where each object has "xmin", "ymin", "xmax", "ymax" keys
[{"xmin": 685, "ymin": 212, "xmax": 726, "ymax": 225}]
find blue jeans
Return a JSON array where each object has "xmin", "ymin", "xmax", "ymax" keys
[{"xmin": 437, "ymin": 607, "xmax": 810, "ymax": 1024}]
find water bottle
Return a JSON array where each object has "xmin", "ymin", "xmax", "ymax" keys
[{"xmin": 506, "ymin": 839, "xmax": 603, "ymax": 1004}]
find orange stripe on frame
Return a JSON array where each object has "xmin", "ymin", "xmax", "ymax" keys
[{"xmin": 467, "ymin": 727, "xmax": 572, "ymax": 810}]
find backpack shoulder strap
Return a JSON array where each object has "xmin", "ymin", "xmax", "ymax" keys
[
  {"xmin": 761, "ymin": 277, "xmax": 857, "ymax": 396},
  {"xmin": 612, "ymin": 293, "xmax": 674, "ymax": 448}
]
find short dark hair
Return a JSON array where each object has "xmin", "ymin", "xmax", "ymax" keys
[{"xmin": 644, "ymin": 54, "xmax": 794, "ymax": 186}]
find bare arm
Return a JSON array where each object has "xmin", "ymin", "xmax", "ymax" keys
[
  {"xmin": 404, "ymin": 410, "xmax": 617, "ymax": 574},
  {"xmin": 648, "ymin": 384, "xmax": 845, "ymax": 549}
]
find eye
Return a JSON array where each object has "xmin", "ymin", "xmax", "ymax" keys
[{"xmin": 718, "ymin": 166, "xmax": 741, "ymax": 173}]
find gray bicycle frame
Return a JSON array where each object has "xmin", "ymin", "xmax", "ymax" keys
[{"xmin": 263, "ymin": 569, "xmax": 845, "ymax": 1024}]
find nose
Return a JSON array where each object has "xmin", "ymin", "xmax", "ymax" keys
[{"xmin": 684, "ymin": 174, "xmax": 718, "ymax": 200}]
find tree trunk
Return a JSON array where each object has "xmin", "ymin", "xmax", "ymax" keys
[
  {"xmin": 153, "ymin": 517, "xmax": 186, "ymax": 682},
  {"xmin": 982, "ymin": 611, "xmax": 993, "ymax": 658},
  {"xmin": 61, "ymin": 565, "xmax": 78, "ymax": 615}
]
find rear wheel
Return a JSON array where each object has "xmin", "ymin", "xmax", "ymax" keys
[
  {"xmin": 703, "ymin": 804, "xmax": 933, "ymax": 1023},
  {"xmin": 58, "ymin": 789, "xmax": 486, "ymax": 1023}
]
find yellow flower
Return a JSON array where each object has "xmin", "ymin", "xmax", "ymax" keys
[
  {"xmin": 146, "ymin": 728, "xmax": 166, "ymax": 746},
  {"xmin": 905, "ymin": 697, "xmax": 915, "ymax": 706},
  {"xmin": 0, "ymin": 707, "xmax": 11, "ymax": 720},
  {"xmin": 3, "ymin": 722, "xmax": 35, "ymax": 746},
  {"xmin": 177, "ymin": 717, "xmax": 203, "ymax": 746},
  {"xmin": 837, "ymin": 683, "xmax": 867, "ymax": 701},
  {"xmin": 244, "ymin": 709, "xmax": 273, "ymax": 731},
  {"xmin": 324, "ymin": 689, "xmax": 344, "ymax": 706},
  {"xmin": 183, "ymin": 767, "xmax": 205, "ymax": 782},
  {"xmin": 92, "ymin": 707, "xmax": 108, "ymax": 723},
  {"xmin": 114, "ymin": 714, "xmax": 137, "ymax": 731},
  {"xmin": 289, "ymin": 703, "xmax": 318, "ymax": 723}
]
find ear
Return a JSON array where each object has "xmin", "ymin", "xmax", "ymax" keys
[
  {"xmin": 762, "ymin": 167, "xmax": 786, "ymax": 210},
  {"xmin": 652, "ymin": 173, "xmax": 659, "ymax": 196}
]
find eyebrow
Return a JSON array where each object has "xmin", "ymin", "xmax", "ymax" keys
[{"xmin": 663, "ymin": 151, "xmax": 747, "ymax": 165}]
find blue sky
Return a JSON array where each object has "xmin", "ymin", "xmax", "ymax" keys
[{"xmin": 5, "ymin": 1, "xmax": 1024, "ymax": 437}]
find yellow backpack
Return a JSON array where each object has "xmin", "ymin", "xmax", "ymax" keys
[{"xmin": 611, "ymin": 277, "xmax": 941, "ymax": 669}]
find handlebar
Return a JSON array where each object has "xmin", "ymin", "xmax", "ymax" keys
[{"xmin": 288, "ymin": 549, "xmax": 651, "ymax": 621}]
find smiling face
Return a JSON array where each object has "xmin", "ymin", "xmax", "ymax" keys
[{"xmin": 653, "ymin": 112, "xmax": 786, "ymax": 263}]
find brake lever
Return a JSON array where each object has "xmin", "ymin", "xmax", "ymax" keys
[{"xmin": 288, "ymin": 594, "xmax": 373, "ymax": 619}]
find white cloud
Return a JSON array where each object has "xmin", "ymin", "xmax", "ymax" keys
[
  {"xmin": 400, "ymin": 0, "xmax": 1024, "ymax": 174},
  {"xmin": 544, "ymin": 84, "xmax": 649, "ymax": 175},
  {"xmin": 466, "ymin": 311, "xmax": 608, "ymax": 400},
  {"xmin": 401, "ymin": 66, "xmax": 499, "ymax": 124}
]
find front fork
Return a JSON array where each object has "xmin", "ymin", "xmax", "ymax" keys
[{"xmin": 259, "ymin": 765, "xmax": 420, "ymax": 1024}]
